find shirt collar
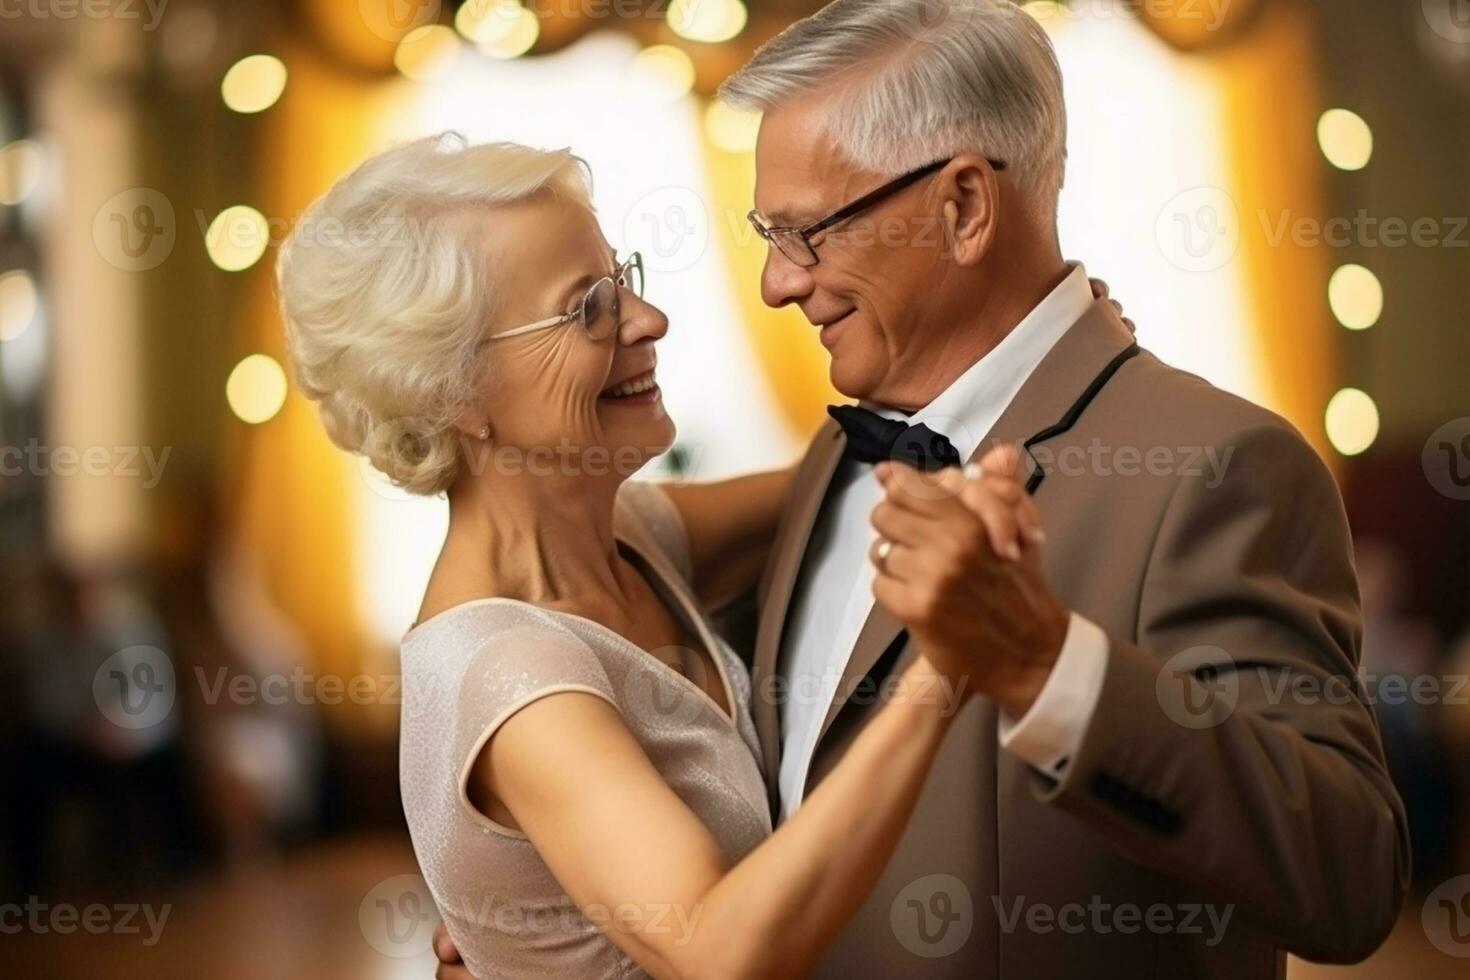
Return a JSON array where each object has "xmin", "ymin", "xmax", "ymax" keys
[{"xmin": 877, "ymin": 262, "xmax": 1092, "ymax": 459}]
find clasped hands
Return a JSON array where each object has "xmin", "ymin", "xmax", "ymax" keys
[{"xmin": 868, "ymin": 443, "xmax": 1071, "ymax": 720}]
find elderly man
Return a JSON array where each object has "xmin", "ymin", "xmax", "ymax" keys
[{"xmin": 435, "ymin": 0, "xmax": 1407, "ymax": 976}]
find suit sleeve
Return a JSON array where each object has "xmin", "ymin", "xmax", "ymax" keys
[{"xmin": 1032, "ymin": 421, "xmax": 1410, "ymax": 964}]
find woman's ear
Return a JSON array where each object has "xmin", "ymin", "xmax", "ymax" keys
[
  {"xmin": 942, "ymin": 155, "xmax": 1000, "ymax": 267},
  {"xmin": 452, "ymin": 407, "xmax": 492, "ymax": 443}
]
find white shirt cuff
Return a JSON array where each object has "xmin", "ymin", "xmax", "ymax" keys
[{"xmin": 997, "ymin": 612, "xmax": 1109, "ymax": 778}]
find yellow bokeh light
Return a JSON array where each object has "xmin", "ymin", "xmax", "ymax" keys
[
  {"xmin": 395, "ymin": 25, "xmax": 461, "ymax": 80},
  {"xmin": 1317, "ymin": 109, "xmax": 1373, "ymax": 171},
  {"xmin": 704, "ymin": 101, "xmax": 761, "ymax": 153},
  {"xmin": 1023, "ymin": 1, "xmax": 1066, "ymax": 23},
  {"xmin": 668, "ymin": 0, "xmax": 747, "ymax": 43},
  {"xmin": 477, "ymin": 6, "xmax": 539, "ymax": 59},
  {"xmin": 205, "ymin": 205, "xmax": 271, "ymax": 272},
  {"xmin": 456, "ymin": 0, "xmax": 518, "ymax": 44},
  {"xmin": 221, "ymin": 54, "xmax": 288, "ymax": 114},
  {"xmin": 1324, "ymin": 388, "xmax": 1379, "ymax": 457},
  {"xmin": 628, "ymin": 45, "xmax": 696, "ymax": 103},
  {"xmin": 227, "ymin": 353, "xmax": 288, "ymax": 425},
  {"xmin": 1328, "ymin": 264, "xmax": 1383, "ymax": 330},
  {"xmin": 0, "ymin": 139, "xmax": 44, "ymax": 206},
  {"xmin": 0, "ymin": 270, "xmax": 38, "ymax": 342}
]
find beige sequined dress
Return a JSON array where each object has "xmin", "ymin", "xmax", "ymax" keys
[{"xmin": 399, "ymin": 482, "xmax": 772, "ymax": 979}]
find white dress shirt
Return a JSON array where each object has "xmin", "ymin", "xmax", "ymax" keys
[{"xmin": 776, "ymin": 263, "xmax": 1110, "ymax": 821}]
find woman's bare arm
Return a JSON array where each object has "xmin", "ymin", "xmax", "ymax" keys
[
  {"xmin": 659, "ymin": 466, "xmax": 796, "ymax": 609},
  {"xmin": 472, "ymin": 653, "xmax": 965, "ymax": 980}
]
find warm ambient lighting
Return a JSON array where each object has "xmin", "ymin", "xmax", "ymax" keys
[
  {"xmin": 0, "ymin": 140, "xmax": 44, "ymax": 205},
  {"xmin": 221, "ymin": 54, "xmax": 288, "ymax": 114},
  {"xmin": 0, "ymin": 269, "xmax": 38, "ymax": 342},
  {"xmin": 476, "ymin": 5, "xmax": 539, "ymax": 59},
  {"xmin": 205, "ymin": 205, "xmax": 270, "ymax": 272},
  {"xmin": 628, "ymin": 45, "xmax": 696, "ymax": 103},
  {"xmin": 1023, "ymin": 1, "xmax": 1066, "ymax": 23},
  {"xmin": 395, "ymin": 25, "xmax": 461, "ymax": 80},
  {"xmin": 1328, "ymin": 264, "xmax": 1383, "ymax": 331},
  {"xmin": 1324, "ymin": 388, "xmax": 1380, "ymax": 456},
  {"xmin": 1317, "ymin": 109, "xmax": 1373, "ymax": 171},
  {"xmin": 227, "ymin": 353, "xmax": 288, "ymax": 424},
  {"xmin": 704, "ymin": 101, "xmax": 761, "ymax": 153},
  {"xmin": 668, "ymin": 0, "xmax": 748, "ymax": 43}
]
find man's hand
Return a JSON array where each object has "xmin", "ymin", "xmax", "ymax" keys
[
  {"xmin": 868, "ymin": 444, "xmax": 1070, "ymax": 719},
  {"xmin": 433, "ymin": 922, "xmax": 471, "ymax": 980}
]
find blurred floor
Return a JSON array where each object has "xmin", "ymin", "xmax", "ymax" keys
[
  {"xmin": 5, "ymin": 830, "xmax": 1456, "ymax": 978},
  {"xmin": 5, "ymin": 832, "xmax": 437, "ymax": 979}
]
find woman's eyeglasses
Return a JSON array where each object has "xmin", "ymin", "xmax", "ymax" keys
[{"xmin": 491, "ymin": 251, "xmax": 645, "ymax": 342}]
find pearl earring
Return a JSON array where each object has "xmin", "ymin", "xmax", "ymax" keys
[{"xmin": 477, "ymin": 424, "xmax": 491, "ymax": 441}]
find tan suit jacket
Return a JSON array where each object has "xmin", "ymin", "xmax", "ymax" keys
[{"xmin": 751, "ymin": 300, "xmax": 1410, "ymax": 978}]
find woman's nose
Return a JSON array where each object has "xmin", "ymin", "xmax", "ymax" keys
[{"xmin": 616, "ymin": 291, "xmax": 669, "ymax": 345}]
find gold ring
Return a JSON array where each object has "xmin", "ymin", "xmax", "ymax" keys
[{"xmin": 875, "ymin": 538, "xmax": 893, "ymax": 573}]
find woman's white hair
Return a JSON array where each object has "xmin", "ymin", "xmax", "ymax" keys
[
  {"xmin": 718, "ymin": 0, "xmax": 1067, "ymax": 220},
  {"xmin": 277, "ymin": 132, "xmax": 591, "ymax": 495}
]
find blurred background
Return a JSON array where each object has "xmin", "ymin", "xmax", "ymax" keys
[{"xmin": 0, "ymin": 0, "xmax": 1467, "ymax": 976}]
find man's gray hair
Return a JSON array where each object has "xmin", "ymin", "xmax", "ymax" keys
[{"xmin": 719, "ymin": 0, "xmax": 1067, "ymax": 220}]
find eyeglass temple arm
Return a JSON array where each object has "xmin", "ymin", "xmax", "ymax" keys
[{"xmin": 802, "ymin": 157, "xmax": 1006, "ymax": 236}]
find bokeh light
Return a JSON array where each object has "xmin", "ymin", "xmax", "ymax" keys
[
  {"xmin": 226, "ymin": 353, "xmax": 288, "ymax": 424},
  {"xmin": 395, "ymin": 25, "xmax": 461, "ymax": 81},
  {"xmin": 0, "ymin": 139, "xmax": 44, "ymax": 206},
  {"xmin": 221, "ymin": 55, "xmax": 288, "ymax": 114},
  {"xmin": 627, "ymin": 45, "xmax": 697, "ymax": 103},
  {"xmin": 668, "ymin": 0, "xmax": 748, "ymax": 44},
  {"xmin": 704, "ymin": 101, "xmax": 761, "ymax": 153},
  {"xmin": 0, "ymin": 269, "xmax": 38, "ymax": 342},
  {"xmin": 476, "ymin": 5, "xmax": 539, "ymax": 60},
  {"xmin": 205, "ymin": 205, "xmax": 271, "ymax": 272},
  {"xmin": 1328, "ymin": 263, "xmax": 1384, "ymax": 330},
  {"xmin": 1324, "ymin": 387, "xmax": 1380, "ymax": 456},
  {"xmin": 1317, "ymin": 108, "xmax": 1373, "ymax": 171}
]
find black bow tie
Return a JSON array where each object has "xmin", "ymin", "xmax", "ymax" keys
[{"xmin": 828, "ymin": 405, "xmax": 963, "ymax": 472}]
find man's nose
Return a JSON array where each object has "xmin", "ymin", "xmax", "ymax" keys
[{"xmin": 760, "ymin": 246, "xmax": 816, "ymax": 309}]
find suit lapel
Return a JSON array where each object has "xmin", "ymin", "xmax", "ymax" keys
[
  {"xmin": 806, "ymin": 299, "xmax": 1140, "ymax": 769},
  {"xmin": 752, "ymin": 419, "xmax": 847, "ymax": 798}
]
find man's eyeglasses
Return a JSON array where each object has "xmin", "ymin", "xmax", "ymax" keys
[
  {"xmin": 491, "ymin": 252, "xmax": 645, "ymax": 342},
  {"xmin": 747, "ymin": 157, "xmax": 1006, "ymax": 268}
]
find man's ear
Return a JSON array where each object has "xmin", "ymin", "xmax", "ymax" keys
[{"xmin": 941, "ymin": 154, "xmax": 1000, "ymax": 267}]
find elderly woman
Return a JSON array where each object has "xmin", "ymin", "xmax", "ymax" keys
[{"xmin": 276, "ymin": 132, "xmax": 1036, "ymax": 978}]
